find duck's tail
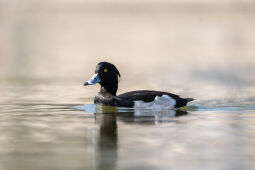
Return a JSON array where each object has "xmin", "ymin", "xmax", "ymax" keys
[{"xmin": 185, "ymin": 98, "xmax": 195, "ymax": 102}]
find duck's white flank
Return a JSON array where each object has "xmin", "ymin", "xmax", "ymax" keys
[{"xmin": 134, "ymin": 95, "xmax": 176, "ymax": 109}]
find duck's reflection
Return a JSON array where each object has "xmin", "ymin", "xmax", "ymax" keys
[
  {"xmin": 117, "ymin": 109, "xmax": 188, "ymax": 124},
  {"xmin": 94, "ymin": 105, "xmax": 189, "ymax": 170},
  {"xmin": 95, "ymin": 105, "xmax": 118, "ymax": 170}
]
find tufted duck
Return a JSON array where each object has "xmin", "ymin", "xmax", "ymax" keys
[{"xmin": 84, "ymin": 62, "xmax": 194, "ymax": 108}]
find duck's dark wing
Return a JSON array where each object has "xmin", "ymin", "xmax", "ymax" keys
[{"xmin": 118, "ymin": 90, "xmax": 194, "ymax": 108}]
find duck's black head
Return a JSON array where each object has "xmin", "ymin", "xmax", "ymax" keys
[{"xmin": 84, "ymin": 62, "xmax": 121, "ymax": 95}]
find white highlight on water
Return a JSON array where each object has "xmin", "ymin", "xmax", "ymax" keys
[{"xmin": 134, "ymin": 95, "xmax": 176, "ymax": 110}]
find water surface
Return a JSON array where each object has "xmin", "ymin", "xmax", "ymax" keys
[{"xmin": 0, "ymin": 78, "xmax": 255, "ymax": 170}]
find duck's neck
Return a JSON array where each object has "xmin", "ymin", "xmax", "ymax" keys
[{"xmin": 100, "ymin": 84, "xmax": 118, "ymax": 96}]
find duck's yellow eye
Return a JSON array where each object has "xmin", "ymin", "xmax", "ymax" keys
[{"xmin": 104, "ymin": 69, "xmax": 107, "ymax": 72}]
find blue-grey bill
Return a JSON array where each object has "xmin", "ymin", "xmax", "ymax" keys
[{"xmin": 84, "ymin": 73, "xmax": 101, "ymax": 86}]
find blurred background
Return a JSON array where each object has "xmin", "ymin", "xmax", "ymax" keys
[
  {"xmin": 0, "ymin": 0, "xmax": 255, "ymax": 100},
  {"xmin": 1, "ymin": 1, "xmax": 255, "ymax": 170}
]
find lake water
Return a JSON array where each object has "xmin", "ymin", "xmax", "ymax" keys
[{"xmin": 0, "ymin": 77, "xmax": 255, "ymax": 170}]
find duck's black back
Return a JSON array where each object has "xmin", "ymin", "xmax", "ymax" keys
[{"xmin": 118, "ymin": 90, "xmax": 192, "ymax": 108}]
